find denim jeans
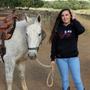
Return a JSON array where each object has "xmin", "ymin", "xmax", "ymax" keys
[{"xmin": 56, "ymin": 57, "xmax": 84, "ymax": 90}]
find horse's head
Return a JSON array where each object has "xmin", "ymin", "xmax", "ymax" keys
[{"xmin": 25, "ymin": 14, "xmax": 45, "ymax": 60}]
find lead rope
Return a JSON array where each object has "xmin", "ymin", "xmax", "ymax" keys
[
  {"xmin": 36, "ymin": 58, "xmax": 54, "ymax": 88},
  {"xmin": 46, "ymin": 70, "xmax": 54, "ymax": 88}
]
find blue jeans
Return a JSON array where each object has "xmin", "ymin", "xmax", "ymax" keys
[{"xmin": 56, "ymin": 57, "xmax": 84, "ymax": 90}]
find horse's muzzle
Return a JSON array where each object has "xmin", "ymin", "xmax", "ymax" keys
[{"xmin": 28, "ymin": 53, "xmax": 37, "ymax": 60}]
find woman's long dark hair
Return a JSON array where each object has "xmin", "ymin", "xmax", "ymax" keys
[{"xmin": 49, "ymin": 8, "xmax": 73, "ymax": 43}]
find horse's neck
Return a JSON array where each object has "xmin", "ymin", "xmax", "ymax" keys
[
  {"xmin": 14, "ymin": 20, "xmax": 28, "ymax": 38},
  {"xmin": 5, "ymin": 20, "xmax": 27, "ymax": 43},
  {"xmin": 14, "ymin": 20, "xmax": 27, "ymax": 36},
  {"xmin": 16, "ymin": 20, "xmax": 27, "ymax": 28}
]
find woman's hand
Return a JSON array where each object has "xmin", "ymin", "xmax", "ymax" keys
[
  {"xmin": 51, "ymin": 61, "xmax": 56, "ymax": 73},
  {"xmin": 72, "ymin": 11, "xmax": 76, "ymax": 20}
]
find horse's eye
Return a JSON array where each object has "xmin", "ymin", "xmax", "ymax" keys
[{"xmin": 38, "ymin": 33, "xmax": 41, "ymax": 36}]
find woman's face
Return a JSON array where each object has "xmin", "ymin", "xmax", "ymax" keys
[{"xmin": 61, "ymin": 10, "xmax": 71, "ymax": 25}]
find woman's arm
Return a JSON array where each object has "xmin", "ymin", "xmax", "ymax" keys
[
  {"xmin": 72, "ymin": 19, "xmax": 85, "ymax": 35},
  {"xmin": 50, "ymin": 32, "xmax": 58, "ymax": 61}
]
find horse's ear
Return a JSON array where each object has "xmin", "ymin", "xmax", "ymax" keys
[
  {"xmin": 37, "ymin": 15, "xmax": 41, "ymax": 22},
  {"xmin": 36, "ymin": 14, "xmax": 41, "ymax": 23},
  {"xmin": 25, "ymin": 13, "xmax": 30, "ymax": 22}
]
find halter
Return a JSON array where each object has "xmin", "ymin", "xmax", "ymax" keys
[{"xmin": 28, "ymin": 47, "xmax": 39, "ymax": 51}]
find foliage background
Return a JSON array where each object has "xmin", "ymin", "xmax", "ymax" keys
[{"xmin": 0, "ymin": 0, "xmax": 90, "ymax": 10}]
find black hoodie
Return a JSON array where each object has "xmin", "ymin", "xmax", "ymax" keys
[{"xmin": 50, "ymin": 19, "xmax": 85, "ymax": 61}]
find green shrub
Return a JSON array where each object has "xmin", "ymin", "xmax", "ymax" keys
[{"xmin": 43, "ymin": 1, "xmax": 90, "ymax": 10}]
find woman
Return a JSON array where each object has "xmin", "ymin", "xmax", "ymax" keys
[{"xmin": 50, "ymin": 8, "xmax": 85, "ymax": 90}]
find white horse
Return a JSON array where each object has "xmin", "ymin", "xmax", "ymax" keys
[{"xmin": 3, "ymin": 14, "xmax": 43, "ymax": 90}]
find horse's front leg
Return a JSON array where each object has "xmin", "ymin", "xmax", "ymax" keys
[
  {"xmin": 4, "ymin": 58, "xmax": 16, "ymax": 90},
  {"xmin": 17, "ymin": 61, "xmax": 28, "ymax": 90}
]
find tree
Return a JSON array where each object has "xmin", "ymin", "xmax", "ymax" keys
[
  {"xmin": 0, "ymin": 0, "xmax": 21, "ymax": 8},
  {"xmin": 0, "ymin": 0, "xmax": 44, "ymax": 8},
  {"xmin": 21, "ymin": 0, "xmax": 44, "ymax": 7}
]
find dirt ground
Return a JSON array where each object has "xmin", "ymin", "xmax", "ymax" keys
[{"xmin": 0, "ymin": 14, "xmax": 90, "ymax": 90}]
